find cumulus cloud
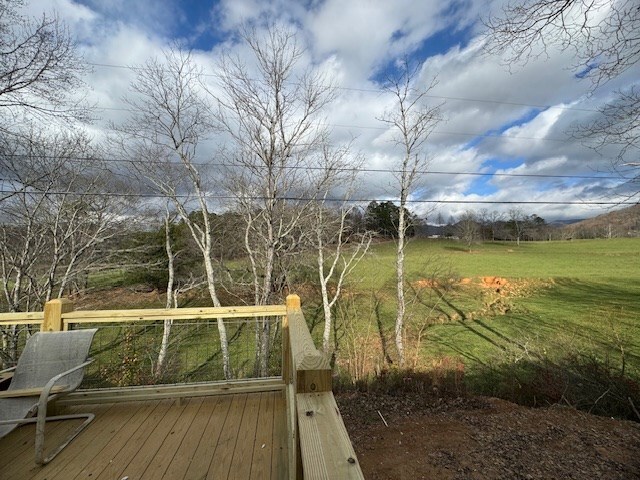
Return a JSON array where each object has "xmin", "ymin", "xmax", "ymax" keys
[{"xmin": 19, "ymin": 0, "xmax": 639, "ymax": 221}]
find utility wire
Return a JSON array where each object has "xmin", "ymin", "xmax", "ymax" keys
[
  {"xmin": 0, "ymin": 189, "xmax": 635, "ymax": 205},
  {"xmin": 0, "ymin": 154, "xmax": 626, "ymax": 180},
  {"xmin": 92, "ymin": 104, "xmax": 572, "ymax": 142},
  {"xmin": 86, "ymin": 61, "xmax": 599, "ymax": 113}
]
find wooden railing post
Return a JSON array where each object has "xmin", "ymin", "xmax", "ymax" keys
[
  {"xmin": 283, "ymin": 294, "xmax": 299, "ymax": 385},
  {"xmin": 287, "ymin": 294, "xmax": 331, "ymax": 394},
  {"xmin": 42, "ymin": 299, "xmax": 74, "ymax": 332},
  {"xmin": 286, "ymin": 294, "xmax": 301, "ymax": 310},
  {"xmin": 286, "ymin": 294, "xmax": 364, "ymax": 479}
]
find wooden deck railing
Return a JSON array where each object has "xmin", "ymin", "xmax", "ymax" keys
[
  {"xmin": 0, "ymin": 295, "xmax": 364, "ymax": 479},
  {"xmin": 284, "ymin": 294, "xmax": 364, "ymax": 480}
]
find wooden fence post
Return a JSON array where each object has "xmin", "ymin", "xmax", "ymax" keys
[
  {"xmin": 42, "ymin": 299, "xmax": 74, "ymax": 332},
  {"xmin": 283, "ymin": 294, "xmax": 300, "ymax": 384}
]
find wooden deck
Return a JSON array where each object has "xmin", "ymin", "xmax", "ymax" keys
[{"xmin": 0, "ymin": 391, "xmax": 288, "ymax": 480}]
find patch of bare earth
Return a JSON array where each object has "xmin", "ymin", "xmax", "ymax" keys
[{"xmin": 337, "ymin": 393, "xmax": 640, "ymax": 479}]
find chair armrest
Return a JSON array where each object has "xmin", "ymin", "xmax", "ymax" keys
[
  {"xmin": 37, "ymin": 359, "xmax": 93, "ymax": 410},
  {"xmin": 0, "ymin": 385, "xmax": 69, "ymax": 398}
]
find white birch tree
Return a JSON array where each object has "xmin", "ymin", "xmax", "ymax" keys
[
  {"xmin": 379, "ymin": 63, "xmax": 442, "ymax": 366},
  {"xmin": 211, "ymin": 25, "xmax": 337, "ymax": 376},
  {"xmin": 155, "ymin": 205, "xmax": 175, "ymax": 379},
  {"xmin": 0, "ymin": 128, "xmax": 128, "ymax": 365},
  {"xmin": 0, "ymin": 128, "xmax": 127, "ymax": 311},
  {"xmin": 310, "ymin": 145, "xmax": 373, "ymax": 353},
  {"xmin": 113, "ymin": 46, "xmax": 232, "ymax": 379}
]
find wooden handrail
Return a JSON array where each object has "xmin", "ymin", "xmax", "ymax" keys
[
  {"xmin": 0, "ymin": 301, "xmax": 287, "ymax": 331},
  {"xmin": 284, "ymin": 294, "xmax": 364, "ymax": 480},
  {"xmin": 285, "ymin": 294, "xmax": 331, "ymax": 394},
  {"xmin": 0, "ymin": 312, "xmax": 44, "ymax": 325},
  {"xmin": 63, "ymin": 305, "xmax": 287, "ymax": 323}
]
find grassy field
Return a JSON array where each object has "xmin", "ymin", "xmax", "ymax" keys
[
  {"xmin": 354, "ymin": 238, "xmax": 639, "ymax": 285},
  {"xmin": 73, "ymin": 237, "xmax": 640, "ymax": 417},
  {"xmin": 327, "ymin": 238, "xmax": 639, "ymax": 415}
]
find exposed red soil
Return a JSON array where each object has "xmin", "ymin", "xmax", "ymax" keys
[
  {"xmin": 480, "ymin": 276, "xmax": 508, "ymax": 289},
  {"xmin": 337, "ymin": 393, "xmax": 640, "ymax": 479}
]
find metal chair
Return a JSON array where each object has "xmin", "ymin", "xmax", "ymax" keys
[{"xmin": 0, "ymin": 329, "xmax": 97, "ymax": 465}]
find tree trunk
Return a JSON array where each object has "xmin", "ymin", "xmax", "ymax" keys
[
  {"xmin": 395, "ymin": 203, "xmax": 406, "ymax": 366},
  {"xmin": 156, "ymin": 212, "xmax": 174, "ymax": 379}
]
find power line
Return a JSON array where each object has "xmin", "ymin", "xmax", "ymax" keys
[
  {"xmin": 92, "ymin": 104, "xmax": 572, "ymax": 143},
  {"xmin": 86, "ymin": 61, "xmax": 599, "ymax": 113},
  {"xmin": 0, "ymin": 189, "xmax": 635, "ymax": 206},
  {"xmin": 0, "ymin": 154, "xmax": 626, "ymax": 180}
]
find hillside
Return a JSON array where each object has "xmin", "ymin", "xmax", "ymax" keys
[{"xmin": 563, "ymin": 204, "xmax": 640, "ymax": 238}]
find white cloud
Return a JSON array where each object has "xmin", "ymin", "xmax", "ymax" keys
[{"xmin": 12, "ymin": 0, "xmax": 637, "ymax": 221}]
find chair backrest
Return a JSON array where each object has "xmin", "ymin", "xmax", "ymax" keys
[{"xmin": 9, "ymin": 329, "xmax": 97, "ymax": 392}]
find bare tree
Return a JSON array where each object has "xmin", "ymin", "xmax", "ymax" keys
[
  {"xmin": 0, "ymin": 128, "xmax": 129, "ymax": 364},
  {"xmin": 457, "ymin": 210, "xmax": 480, "ymax": 250},
  {"xmin": 155, "ymin": 205, "xmax": 176, "ymax": 379},
  {"xmin": 0, "ymin": 128, "xmax": 127, "ymax": 310},
  {"xmin": 483, "ymin": 0, "xmax": 640, "ymax": 193},
  {"xmin": 0, "ymin": 0, "xmax": 89, "ymax": 130},
  {"xmin": 483, "ymin": 0, "xmax": 640, "ymax": 87},
  {"xmin": 311, "ymin": 146, "xmax": 373, "ymax": 353},
  {"xmin": 211, "ymin": 25, "xmax": 337, "ymax": 375},
  {"xmin": 488, "ymin": 210, "xmax": 505, "ymax": 241},
  {"xmin": 112, "ymin": 46, "xmax": 232, "ymax": 379},
  {"xmin": 379, "ymin": 62, "xmax": 442, "ymax": 366},
  {"xmin": 507, "ymin": 208, "xmax": 526, "ymax": 245}
]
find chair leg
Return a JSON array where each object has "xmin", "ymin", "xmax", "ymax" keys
[{"xmin": 34, "ymin": 413, "xmax": 95, "ymax": 465}]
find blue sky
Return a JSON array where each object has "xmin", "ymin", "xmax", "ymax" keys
[{"xmin": 25, "ymin": 0, "xmax": 640, "ymax": 221}]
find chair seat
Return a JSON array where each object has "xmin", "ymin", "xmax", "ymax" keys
[{"xmin": 0, "ymin": 328, "xmax": 97, "ymax": 464}]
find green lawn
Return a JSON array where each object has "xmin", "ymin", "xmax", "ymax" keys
[
  {"xmin": 353, "ymin": 238, "xmax": 640, "ymax": 286},
  {"xmin": 335, "ymin": 238, "xmax": 640, "ymax": 394},
  {"xmin": 79, "ymin": 237, "xmax": 640, "ymax": 417}
]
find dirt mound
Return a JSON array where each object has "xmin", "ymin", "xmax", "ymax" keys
[
  {"xmin": 338, "ymin": 393, "xmax": 640, "ymax": 479},
  {"xmin": 412, "ymin": 276, "xmax": 507, "ymax": 291},
  {"xmin": 413, "ymin": 279, "xmax": 439, "ymax": 288},
  {"xmin": 481, "ymin": 276, "xmax": 508, "ymax": 288}
]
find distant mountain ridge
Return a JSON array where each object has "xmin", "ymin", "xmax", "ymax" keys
[
  {"xmin": 549, "ymin": 218, "xmax": 586, "ymax": 226},
  {"xmin": 418, "ymin": 204, "xmax": 639, "ymax": 240},
  {"xmin": 562, "ymin": 204, "xmax": 640, "ymax": 238}
]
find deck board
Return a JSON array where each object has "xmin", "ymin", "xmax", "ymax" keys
[
  {"xmin": 230, "ymin": 392, "xmax": 261, "ymax": 479},
  {"xmin": 74, "ymin": 400, "xmax": 161, "ymax": 480},
  {"xmin": 140, "ymin": 397, "xmax": 205, "ymax": 479},
  {"xmin": 113, "ymin": 398, "xmax": 188, "ymax": 479},
  {"xmin": 207, "ymin": 393, "xmax": 248, "ymax": 480},
  {"xmin": 183, "ymin": 395, "xmax": 233, "ymax": 479},
  {"xmin": 250, "ymin": 392, "xmax": 275, "ymax": 479},
  {"xmin": 32, "ymin": 403, "xmax": 138, "ymax": 480},
  {"xmin": 0, "ymin": 390, "xmax": 287, "ymax": 480},
  {"xmin": 0, "ymin": 415, "xmax": 70, "ymax": 462},
  {"xmin": 272, "ymin": 391, "xmax": 288, "ymax": 479},
  {"xmin": 162, "ymin": 396, "xmax": 219, "ymax": 479},
  {"xmin": 1, "ymin": 418, "xmax": 83, "ymax": 480},
  {"xmin": 94, "ymin": 399, "xmax": 175, "ymax": 480}
]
